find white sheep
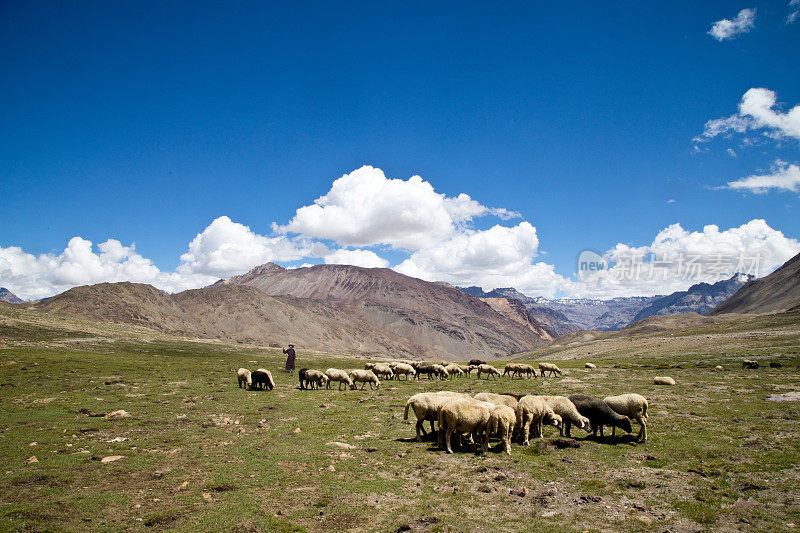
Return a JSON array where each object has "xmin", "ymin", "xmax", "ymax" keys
[
  {"xmin": 431, "ymin": 364, "xmax": 449, "ymax": 380},
  {"xmin": 444, "ymin": 364, "xmax": 464, "ymax": 379},
  {"xmin": 304, "ymin": 370, "xmax": 328, "ymax": 389},
  {"xmin": 349, "ymin": 369, "xmax": 380, "ymax": 390},
  {"xmin": 653, "ymin": 376, "xmax": 676, "ymax": 385},
  {"xmin": 325, "ymin": 368, "xmax": 354, "ymax": 391},
  {"xmin": 487, "ymin": 404, "xmax": 517, "ymax": 455},
  {"xmin": 538, "ymin": 362, "xmax": 563, "ymax": 377},
  {"xmin": 515, "ymin": 395, "xmax": 562, "ymax": 446},
  {"xmin": 541, "ymin": 396, "xmax": 589, "ymax": 438},
  {"xmin": 392, "ymin": 363, "xmax": 416, "ymax": 380},
  {"xmin": 403, "ymin": 391, "xmax": 467, "ymax": 441},
  {"xmin": 474, "ymin": 392, "xmax": 519, "ymax": 410},
  {"xmin": 585, "ymin": 362, "xmax": 597, "ymax": 370},
  {"xmin": 476, "ymin": 364, "xmax": 501, "ymax": 380},
  {"xmin": 503, "ymin": 363, "xmax": 521, "ymax": 377},
  {"xmin": 250, "ymin": 368, "xmax": 275, "ymax": 391},
  {"xmin": 603, "ymin": 393, "xmax": 649, "ymax": 442},
  {"xmin": 438, "ymin": 397, "xmax": 493, "ymax": 454},
  {"xmin": 372, "ymin": 363, "xmax": 395, "ymax": 380},
  {"xmin": 236, "ymin": 368, "xmax": 252, "ymax": 389},
  {"xmin": 364, "ymin": 362, "xmax": 376, "ymax": 371},
  {"xmin": 516, "ymin": 363, "xmax": 537, "ymax": 378}
]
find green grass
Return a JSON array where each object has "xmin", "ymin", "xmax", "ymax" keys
[{"xmin": 1, "ymin": 326, "xmax": 799, "ymax": 531}]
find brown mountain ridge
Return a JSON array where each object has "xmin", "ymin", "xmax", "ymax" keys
[{"xmin": 33, "ymin": 263, "xmax": 551, "ymax": 359}]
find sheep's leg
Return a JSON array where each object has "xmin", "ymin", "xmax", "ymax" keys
[
  {"xmin": 445, "ymin": 426, "xmax": 455, "ymax": 454},
  {"xmin": 522, "ymin": 416, "xmax": 532, "ymax": 446},
  {"xmin": 415, "ymin": 420, "xmax": 425, "ymax": 441},
  {"xmin": 638, "ymin": 417, "xmax": 647, "ymax": 441},
  {"xmin": 611, "ymin": 425, "xmax": 616, "ymax": 438}
]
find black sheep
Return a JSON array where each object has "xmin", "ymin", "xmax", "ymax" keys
[
  {"xmin": 251, "ymin": 369, "xmax": 274, "ymax": 391},
  {"xmin": 568, "ymin": 394, "xmax": 631, "ymax": 438},
  {"xmin": 298, "ymin": 368, "xmax": 310, "ymax": 390},
  {"xmin": 469, "ymin": 358, "xmax": 486, "ymax": 367}
]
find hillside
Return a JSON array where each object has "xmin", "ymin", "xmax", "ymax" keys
[
  {"xmin": 479, "ymin": 297, "xmax": 556, "ymax": 341},
  {"xmin": 709, "ymin": 252, "xmax": 800, "ymax": 315},
  {"xmin": 33, "ymin": 282, "xmax": 413, "ymax": 356},
  {"xmin": 221, "ymin": 263, "xmax": 549, "ymax": 358}
]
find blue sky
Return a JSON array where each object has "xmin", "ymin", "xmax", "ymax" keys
[{"xmin": 1, "ymin": 1, "xmax": 799, "ymax": 300}]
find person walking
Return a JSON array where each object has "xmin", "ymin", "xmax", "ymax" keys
[{"xmin": 283, "ymin": 344, "xmax": 296, "ymax": 373}]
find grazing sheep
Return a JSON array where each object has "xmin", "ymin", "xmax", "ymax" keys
[
  {"xmin": 438, "ymin": 397, "xmax": 492, "ymax": 454},
  {"xmin": 469, "ymin": 358, "xmax": 486, "ymax": 367},
  {"xmin": 298, "ymin": 368, "xmax": 309, "ymax": 389},
  {"xmin": 568, "ymin": 394, "xmax": 632, "ymax": 439},
  {"xmin": 476, "ymin": 364, "xmax": 501, "ymax": 380},
  {"xmin": 364, "ymin": 362, "xmax": 376, "ymax": 371},
  {"xmin": 474, "ymin": 392, "xmax": 519, "ymax": 410},
  {"xmin": 431, "ymin": 364, "xmax": 449, "ymax": 380},
  {"xmin": 250, "ymin": 369, "xmax": 275, "ymax": 391},
  {"xmin": 349, "ymin": 369, "xmax": 380, "ymax": 390},
  {"xmin": 515, "ymin": 395, "xmax": 561, "ymax": 445},
  {"xmin": 304, "ymin": 369, "xmax": 328, "ymax": 390},
  {"xmin": 538, "ymin": 362, "xmax": 562, "ymax": 377},
  {"xmin": 404, "ymin": 391, "xmax": 468, "ymax": 441},
  {"xmin": 585, "ymin": 363, "xmax": 597, "ymax": 370},
  {"xmin": 237, "ymin": 368, "xmax": 252, "ymax": 389},
  {"xmin": 503, "ymin": 363, "xmax": 521, "ymax": 377},
  {"xmin": 653, "ymin": 376, "xmax": 676, "ymax": 385},
  {"xmin": 414, "ymin": 363, "xmax": 436, "ymax": 380},
  {"xmin": 487, "ymin": 404, "xmax": 517, "ymax": 455},
  {"xmin": 461, "ymin": 365, "xmax": 474, "ymax": 377},
  {"xmin": 392, "ymin": 363, "xmax": 416, "ymax": 380},
  {"xmin": 372, "ymin": 363, "xmax": 395, "ymax": 380},
  {"xmin": 770, "ymin": 362, "xmax": 782, "ymax": 368},
  {"xmin": 325, "ymin": 368, "xmax": 354, "ymax": 391},
  {"xmin": 742, "ymin": 359, "xmax": 759, "ymax": 369},
  {"xmin": 604, "ymin": 393, "xmax": 649, "ymax": 442},
  {"xmin": 541, "ymin": 396, "xmax": 590, "ymax": 438},
  {"xmin": 444, "ymin": 364, "xmax": 464, "ymax": 379}
]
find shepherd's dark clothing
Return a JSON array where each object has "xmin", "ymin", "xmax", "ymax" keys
[{"xmin": 283, "ymin": 347, "xmax": 296, "ymax": 371}]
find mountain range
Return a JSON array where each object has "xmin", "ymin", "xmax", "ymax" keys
[
  {"xmin": 29, "ymin": 263, "xmax": 551, "ymax": 360},
  {"xmin": 459, "ymin": 272, "xmax": 752, "ymax": 332}
]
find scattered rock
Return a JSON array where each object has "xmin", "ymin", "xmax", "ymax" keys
[
  {"xmin": 765, "ymin": 392, "xmax": 800, "ymax": 402},
  {"xmin": 29, "ymin": 442, "xmax": 37, "ymax": 447},
  {"xmin": 101, "ymin": 455, "xmax": 124, "ymax": 464},
  {"xmin": 541, "ymin": 511, "xmax": 556, "ymax": 518},
  {"xmin": 104, "ymin": 410, "xmax": 130, "ymax": 420},
  {"xmin": 177, "ymin": 481, "xmax": 189, "ymax": 491},
  {"xmin": 293, "ymin": 428, "xmax": 301, "ymax": 433},
  {"xmin": 637, "ymin": 516, "xmax": 652, "ymax": 524},
  {"xmin": 510, "ymin": 486, "xmax": 528, "ymax": 497},
  {"xmin": 202, "ymin": 492, "xmax": 213, "ymax": 502},
  {"xmin": 560, "ymin": 377, "xmax": 581, "ymax": 383},
  {"xmin": 494, "ymin": 473, "xmax": 508, "ymax": 481},
  {"xmin": 325, "ymin": 441, "xmax": 356, "ymax": 449},
  {"xmin": 326, "ymin": 465, "xmax": 336, "ymax": 472},
  {"xmin": 106, "ymin": 437, "xmax": 127, "ymax": 443},
  {"xmin": 715, "ymin": 365, "xmax": 724, "ymax": 371},
  {"xmin": 25, "ymin": 456, "xmax": 38, "ymax": 463}
]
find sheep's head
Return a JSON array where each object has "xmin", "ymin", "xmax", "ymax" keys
[
  {"xmin": 618, "ymin": 416, "xmax": 632, "ymax": 433},
  {"xmin": 579, "ymin": 416, "xmax": 591, "ymax": 431},
  {"xmin": 546, "ymin": 413, "xmax": 562, "ymax": 428}
]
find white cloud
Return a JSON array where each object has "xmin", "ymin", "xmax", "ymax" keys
[
  {"xmin": 323, "ymin": 249, "xmax": 389, "ymax": 269},
  {"xmin": 277, "ymin": 165, "xmax": 517, "ymax": 250},
  {"xmin": 788, "ymin": 0, "xmax": 799, "ymax": 23},
  {"xmin": 394, "ymin": 222, "xmax": 568, "ymax": 298},
  {"xmin": 726, "ymin": 161, "xmax": 800, "ymax": 193},
  {"xmin": 177, "ymin": 216, "xmax": 310, "ymax": 279},
  {"xmin": 0, "ymin": 238, "xmax": 176, "ymax": 300},
  {"xmin": 708, "ymin": 8, "xmax": 756, "ymax": 41},
  {"xmin": 696, "ymin": 88, "xmax": 800, "ymax": 144},
  {"xmin": 569, "ymin": 219, "xmax": 800, "ymax": 298}
]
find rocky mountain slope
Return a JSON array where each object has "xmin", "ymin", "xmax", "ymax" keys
[
  {"xmin": 0, "ymin": 288, "xmax": 23, "ymax": 304},
  {"xmin": 631, "ymin": 274, "xmax": 752, "ymax": 322},
  {"xmin": 32, "ymin": 264, "xmax": 549, "ymax": 359},
  {"xmin": 220, "ymin": 263, "xmax": 549, "ymax": 359},
  {"xmin": 709, "ymin": 252, "xmax": 800, "ymax": 315}
]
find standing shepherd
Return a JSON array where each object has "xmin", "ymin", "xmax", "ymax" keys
[{"xmin": 283, "ymin": 344, "xmax": 296, "ymax": 374}]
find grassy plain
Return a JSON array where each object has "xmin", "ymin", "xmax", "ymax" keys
[{"xmin": 1, "ymin": 305, "xmax": 799, "ymax": 532}]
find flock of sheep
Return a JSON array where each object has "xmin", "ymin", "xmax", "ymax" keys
[
  {"xmin": 236, "ymin": 358, "xmax": 653, "ymax": 456},
  {"xmin": 404, "ymin": 390, "xmax": 649, "ymax": 455}
]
